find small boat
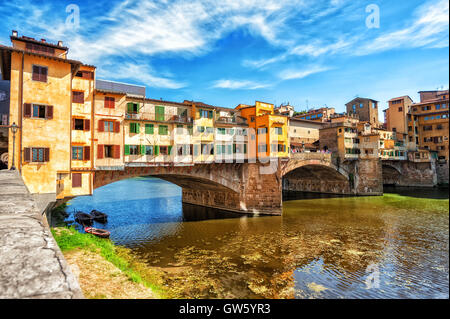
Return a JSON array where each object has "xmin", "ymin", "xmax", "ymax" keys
[
  {"xmin": 90, "ymin": 209, "xmax": 108, "ymax": 223},
  {"xmin": 84, "ymin": 227, "xmax": 110, "ymax": 238},
  {"xmin": 74, "ymin": 212, "xmax": 93, "ymax": 226}
]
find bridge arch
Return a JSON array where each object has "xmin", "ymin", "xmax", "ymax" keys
[
  {"xmin": 381, "ymin": 163, "xmax": 402, "ymax": 186},
  {"xmin": 281, "ymin": 158, "xmax": 352, "ymax": 195},
  {"xmin": 93, "ymin": 164, "xmax": 241, "ymax": 193}
]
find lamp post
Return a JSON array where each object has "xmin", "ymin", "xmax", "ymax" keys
[{"xmin": 10, "ymin": 122, "xmax": 18, "ymax": 170}]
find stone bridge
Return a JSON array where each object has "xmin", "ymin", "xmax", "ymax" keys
[
  {"xmin": 382, "ymin": 160, "xmax": 437, "ymax": 187},
  {"xmin": 93, "ymin": 153, "xmax": 383, "ymax": 215}
]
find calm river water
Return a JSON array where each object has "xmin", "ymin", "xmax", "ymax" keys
[{"xmin": 64, "ymin": 177, "xmax": 449, "ymax": 299}]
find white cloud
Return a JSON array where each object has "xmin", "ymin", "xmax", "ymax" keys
[
  {"xmin": 98, "ymin": 62, "xmax": 187, "ymax": 89},
  {"xmin": 212, "ymin": 79, "xmax": 271, "ymax": 90},
  {"xmin": 278, "ymin": 65, "xmax": 332, "ymax": 80}
]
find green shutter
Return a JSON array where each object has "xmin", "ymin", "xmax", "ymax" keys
[
  {"xmin": 244, "ymin": 144, "xmax": 247, "ymax": 154},
  {"xmin": 188, "ymin": 125, "xmax": 193, "ymax": 135},
  {"xmin": 155, "ymin": 145, "xmax": 159, "ymax": 155},
  {"xmin": 208, "ymin": 110, "xmax": 213, "ymax": 119},
  {"xmin": 140, "ymin": 145, "xmax": 146, "ymax": 155},
  {"xmin": 156, "ymin": 106, "xmax": 165, "ymax": 121},
  {"xmin": 124, "ymin": 145, "xmax": 130, "ymax": 155},
  {"xmin": 145, "ymin": 124, "xmax": 154, "ymax": 134},
  {"xmin": 168, "ymin": 146, "xmax": 172, "ymax": 155},
  {"xmin": 127, "ymin": 102, "xmax": 133, "ymax": 113},
  {"xmin": 233, "ymin": 144, "xmax": 236, "ymax": 153}
]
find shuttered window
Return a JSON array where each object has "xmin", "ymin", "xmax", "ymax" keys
[
  {"xmin": 130, "ymin": 123, "xmax": 140, "ymax": 134},
  {"xmin": 24, "ymin": 147, "xmax": 49, "ymax": 163},
  {"xmin": 32, "ymin": 65, "xmax": 47, "ymax": 82},
  {"xmin": 105, "ymin": 96, "xmax": 115, "ymax": 108},
  {"xmin": 158, "ymin": 125, "xmax": 168, "ymax": 135},
  {"xmin": 72, "ymin": 173, "xmax": 82, "ymax": 188},
  {"xmin": 145, "ymin": 124, "xmax": 154, "ymax": 134},
  {"xmin": 24, "ymin": 103, "xmax": 53, "ymax": 119},
  {"xmin": 72, "ymin": 91, "xmax": 84, "ymax": 104},
  {"xmin": 155, "ymin": 106, "xmax": 165, "ymax": 121},
  {"xmin": 72, "ymin": 146, "xmax": 83, "ymax": 160}
]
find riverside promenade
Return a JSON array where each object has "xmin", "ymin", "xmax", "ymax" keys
[{"xmin": 0, "ymin": 170, "xmax": 83, "ymax": 299}]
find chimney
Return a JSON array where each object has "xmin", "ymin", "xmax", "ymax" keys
[
  {"xmin": 57, "ymin": 41, "xmax": 63, "ymax": 47},
  {"xmin": 12, "ymin": 30, "xmax": 18, "ymax": 37},
  {"xmin": 41, "ymin": 39, "xmax": 46, "ymax": 43}
]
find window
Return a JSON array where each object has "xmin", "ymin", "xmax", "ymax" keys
[
  {"xmin": 72, "ymin": 146, "xmax": 83, "ymax": 160},
  {"xmin": 75, "ymin": 71, "xmax": 93, "ymax": 80},
  {"xmin": 206, "ymin": 127, "xmax": 214, "ymax": 134},
  {"xmin": 72, "ymin": 173, "xmax": 82, "ymax": 188},
  {"xmin": 360, "ymin": 103, "xmax": 363, "ymax": 108},
  {"xmin": 372, "ymin": 102, "xmax": 377, "ymax": 108},
  {"xmin": 130, "ymin": 122, "xmax": 140, "ymax": 134},
  {"xmin": 215, "ymin": 144, "xmax": 226, "ymax": 155},
  {"xmin": 352, "ymin": 105, "xmax": 356, "ymax": 112},
  {"xmin": 188, "ymin": 125, "xmax": 193, "ymax": 135},
  {"xmin": 145, "ymin": 124, "xmax": 154, "ymax": 134},
  {"xmin": 33, "ymin": 104, "xmax": 46, "ymax": 118},
  {"xmin": 145, "ymin": 145, "xmax": 154, "ymax": 155},
  {"xmin": 104, "ymin": 145, "xmax": 114, "ymax": 158},
  {"xmin": 101, "ymin": 121, "xmax": 112, "ymax": 132},
  {"xmin": 159, "ymin": 125, "xmax": 168, "ymax": 135},
  {"xmin": 258, "ymin": 127, "xmax": 268, "ymax": 134},
  {"xmin": 250, "ymin": 116, "xmax": 255, "ymax": 122},
  {"xmin": 32, "ymin": 65, "xmax": 47, "ymax": 82},
  {"xmin": 275, "ymin": 127, "xmax": 283, "ymax": 135},
  {"xmin": 258, "ymin": 144, "xmax": 267, "ymax": 153},
  {"xmin": 24, "ymin": 103, "xmax": 53, "ymax": 119},
  {"xmin": 159, "ymin": 146, "xmax": 169, "ymax": 155},
  {"xmin": 176, "ymin": 125, "xmax": 184, "ymax": 134},
  {"xmin": 72, "ymin": 91, "xmax": 84, "ymax": 103},
  {"xmin": 217, "ymin": 128, "xmax": 226, "ymax": 135},
  {"xmin": 155, "ymin": 105, "xmax": 165, "ymax": 121},
  {"xmin": 201, "ymin": 143, "xmax": 214, "ymax": 155},
  {"xmin": 129, "ymin": 145, "xmax": 139, "ymax": 155},
  {"xmin": 127, "ymin": 102, "xmax": 139, "ymax": 113},
  {"xmin": 105, "ymin": 97, "xmax": 115, "ymax": 108},
  {"xmin": 197, "ymin": 126, "xmax": 205, "ymax": 133},
  {"xmin": 398, "ymin": 107, "xmax": 403, "ymax": 112},
  {"xmin": 436, "ymin": 104, "xmax": 441, "ymax": 110},
  {"xmin": 32, "ymin": 148, "xmax": 46, "ymax": 162}
]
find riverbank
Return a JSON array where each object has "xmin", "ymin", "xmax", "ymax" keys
[{"xmin": 51, "ymin": 227, "xmax": 170, "ymax": 299}]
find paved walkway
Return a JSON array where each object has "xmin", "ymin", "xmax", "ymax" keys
[{"xmin": 0, "ymin": 170, "xmax": 83, "ymax": 299}]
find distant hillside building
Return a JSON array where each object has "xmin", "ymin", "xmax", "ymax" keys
[{"xmin": 345, "ymin": 97, "xmax": 379, "ymax": 126}]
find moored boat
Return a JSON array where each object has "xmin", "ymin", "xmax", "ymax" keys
[
  {"xmin": 74, "ymin": 212, "xmax": 93, "ymax": 226},
  {"xmin": 90, "ymin": 209, "xmax": 108, "ymax": 223},
  {"xmin": 84, "ymin": 227, "xmax": 110, "ymax": 238}
]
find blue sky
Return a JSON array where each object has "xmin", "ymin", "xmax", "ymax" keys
[{"xmin": 0, "ymin": 0, "xmax": 448, "ymax": 117}]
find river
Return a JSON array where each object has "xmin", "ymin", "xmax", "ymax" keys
[{"xmin": 61, "ymin": 177, "xmax": 449, "ymax": 299}]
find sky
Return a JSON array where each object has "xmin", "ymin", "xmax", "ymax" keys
[{"xmin": 0, "ymin": 0, "xmax": 448, "ymax": 118}]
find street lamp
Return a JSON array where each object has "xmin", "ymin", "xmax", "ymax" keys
[{"xmin": 10, "ymin": 122, "xmax": 18, "ymax": 170}]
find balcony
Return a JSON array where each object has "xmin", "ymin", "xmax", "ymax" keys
[
  {"xmin": 215, "ymin": 116, "xmax": 236, "ymax": 124},
  {"xmin": 125, "ymin": 112, "xmax": 193, "ymax": 123}
]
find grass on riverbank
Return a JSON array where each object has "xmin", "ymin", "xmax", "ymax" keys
[{"xmin": 51, "ymin": 226, "xmax": 170, "ymax": 299}]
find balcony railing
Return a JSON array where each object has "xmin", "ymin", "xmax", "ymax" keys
[
  {"xmin": 215, "ymin": 116, "xmax": 237, "ymax": 124},
  {"xmin": 125, "ymin": 112, "xmax": 193, "ymax": 123}
]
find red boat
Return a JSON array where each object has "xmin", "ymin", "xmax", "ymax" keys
[{"xmin": 84, "ymin": 227, "xmax": 110, "ymax": 238}]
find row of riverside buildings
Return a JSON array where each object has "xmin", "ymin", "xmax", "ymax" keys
[{"xmin": 0, "ymin": 32, "xmax": 448, "ymax": 199}]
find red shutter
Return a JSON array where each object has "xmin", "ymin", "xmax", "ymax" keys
[
  {"xmin": 104, "ymin": 97, "xmax": 110, "ymax": 108},
  {"xmin": 40, "ymin": 67, "xmax": 47, "ymax": 82},
  {"xmin": 84, "ymin": 119, "xmax": 90, "ymax": 131},
  {"xmin": 84, "ymin": 146, "xmax": 90, "ymax": 160},
  {"xmin": 72, "ymin": 173, "xmax": 82, "ymax": 188},
  {"xmin": 73, "ymin": 91, "xmax": 84, "ymax": 103},
  {"xmin": 72, "ymin": 118, "xmax": 75, "ymax": 130},
  {"xmin": 24, "ymin": 103, "xmax": 32, "ymax": 117},
  {"xmin": 98, "ymin": 120, "xmax": 104, "ymax": 132},
  {"xmin": 24, "ymin": 148, "xmax": 31, "ymax": 162},
  {"xmin": 44, "ymin": 148, "xmax": 50, "ymax": 162},
  {"xmin": 32, "ymin": 66, "xmax": 40, "ymax": 81},
  {"xmin": 114, "ymin": 121, "xmax": 120, "ymax": 133},
  {"xmin": 97, "ymin": 144, "xmax": 104, "ymax": 159},
  {"xmin": 46, "ymin": 105, "xmax": 53, "ymax": 119},
  {"xmin": 113, "ymin": 145, "xmax": 121, "ymax": 159}
]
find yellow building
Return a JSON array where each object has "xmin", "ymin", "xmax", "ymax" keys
[
  {"xmin": 1, "ymin": 31, "xmax": 94, "ymax": 198},
  {"xmin": 236, "ymin": 101, "xmax": 289, "ymax": 159}
]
